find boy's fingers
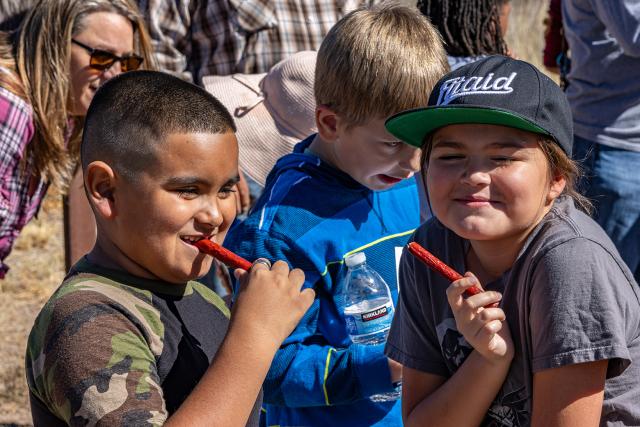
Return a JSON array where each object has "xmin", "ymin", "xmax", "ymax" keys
[
  {"xmin": 234, "ymin": 268, "xmax": 250, "ymax": 293},
  {"xmin": 234, "ymin": 268, "xmax": 247, "ymax": 281},
  {"xmin": 271, "ymin": 259, "xmax": 290, "ymax": 275},
  {"xmin": 251, "ymin": 258, "xmax": 272, "ymax": 271},
  {"xmin": 288, "ymin": 268, "xmax": 305, "ymax": 286},
  {"xmin": 299, "ymin": 288, "xmax": 316, "ymax": 308}
]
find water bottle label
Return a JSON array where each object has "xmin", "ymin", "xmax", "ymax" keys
[{"xmin": 345, "ymin": 302, "xmax": 394, "ymax": 338}]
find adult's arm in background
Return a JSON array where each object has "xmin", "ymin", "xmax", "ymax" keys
[{"xmin": 581, "ymin": 1, "xmax": 640, "ymax": 57}]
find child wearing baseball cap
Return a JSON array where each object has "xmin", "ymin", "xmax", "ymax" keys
[{"xmin": 385, "ymin": 55, "xmax": 640, "ymax": 425}]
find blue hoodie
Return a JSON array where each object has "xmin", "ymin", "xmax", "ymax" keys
[{"xmin": 225, "ymin": 136, "xmax": 420, "ymax": 426}]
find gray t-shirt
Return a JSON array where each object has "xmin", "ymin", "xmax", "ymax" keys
[{"xmin": 386, "ymin": 197, "xmax": 640, "ymax": 426}]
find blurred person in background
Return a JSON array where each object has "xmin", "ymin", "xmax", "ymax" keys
[
  {"xmin": 542, "ymin": 0, "xmax": 570, "ymax": 88},
  {"xmin": 418, "ymin": 0, "xmax": 511, "ymax": 71},
  {"xmin": 136, "ymin": 0, "xmax": 383, "ymax": 85},
  {"xmin": 563, "ymin": 0, "xmax": 640, "ymax": 282},
  {"xmin": 0, "ymin": 0, "xmax": 154, "ymax": 278}
]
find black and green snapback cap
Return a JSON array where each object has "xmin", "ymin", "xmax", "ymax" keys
[{"xmin": 385, "ymin": 55, "xmax": 573, "ymax": 156}]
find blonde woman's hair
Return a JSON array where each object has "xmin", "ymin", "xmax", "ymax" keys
[
  {"xmin": 314, "ymin": 2, "xmax": 449, "ymax": 128},
  {"xmin": 0, "ymin": 0, "xmax": 155, "ymax": 188}
]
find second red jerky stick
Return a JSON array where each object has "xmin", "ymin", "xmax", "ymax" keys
[
  {"xmin": 194, "ymin": 239, "xmax": 253, "ymax": 271},
  {"xmin": 407, "ymin": 242, "xmax": 498, "ymax": 307}
]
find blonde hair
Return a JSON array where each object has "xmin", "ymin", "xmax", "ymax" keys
[
  {"xmin": 0, "ymin": 0, "xmax": 155, "ymax": 188},
  {"xmin": 419, "ymin": 133, "xmax": 593, "ymax": 214},
  {"xmin": 314, "ymin": 2, "xmax": 449, "ymax": 128}
]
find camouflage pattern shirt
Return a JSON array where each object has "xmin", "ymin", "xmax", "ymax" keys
[{"xmin": 25, "ymin": 257, "xmax": 262, "ymax": 426}]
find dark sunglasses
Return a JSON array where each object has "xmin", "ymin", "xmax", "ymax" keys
[{"xmin": 72, "ymin": 39, "xmax": 143, "ymax": 72}]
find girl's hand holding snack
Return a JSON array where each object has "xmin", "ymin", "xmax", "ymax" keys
[
  {"xmin": 232, "ymin": 260, "xmax": 315, "ymax": 350},
  {"xmin": 446, "ymin": 272, "xmax": 514, "ymax": 364}
]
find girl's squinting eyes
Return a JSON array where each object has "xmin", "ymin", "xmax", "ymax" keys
[{"xmin": 491, "ymin": 156, "xmax": 515, "ymax": 163}]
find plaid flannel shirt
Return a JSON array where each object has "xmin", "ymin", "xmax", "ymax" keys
[
  {"xmin": 137, "ymin": 0, "xmax": 381, "ymax": 84},
  {"xmin": 0, "ymin": 86, "xmax": 47, "ymax": 278}
]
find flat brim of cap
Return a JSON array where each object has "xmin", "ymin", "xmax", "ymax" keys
[{"xmin": 385, "ymin": 106, "xmax": 551, "ymax": 148}]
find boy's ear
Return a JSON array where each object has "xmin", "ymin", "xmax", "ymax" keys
[
  {"xmin": 316, "ymin": 104, "xmax": 340, "ymax": 142},
  {"xmin": 85, "ymin": 161, "xmax": 117, "ymax": 220}
]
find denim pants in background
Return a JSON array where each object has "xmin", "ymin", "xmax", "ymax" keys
[{"xmin": 573, "ymin": 135, "xmax": 640, "ymax": 282}]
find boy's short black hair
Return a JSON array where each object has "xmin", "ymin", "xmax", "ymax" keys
[{"xmin": 81, "ymin": 70, "xmax": 236, "ymax": 179}]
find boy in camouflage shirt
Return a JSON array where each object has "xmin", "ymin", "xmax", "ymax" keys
[{"xmin": 25, "ymin": 71, "xmax": 314, "ymax": 426}]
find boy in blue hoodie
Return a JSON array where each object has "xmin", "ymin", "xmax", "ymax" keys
[{"xmin": 224, "ymin": 4, "xmax": 449, "ymax": 426}]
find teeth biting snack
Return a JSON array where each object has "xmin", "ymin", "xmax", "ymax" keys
[
  {"xmin": 194, "ymin": 239, "xmax": 253, "ymax": 271},
  {"xmin": 407, "ymin": 242, "xmax": 498, "ymax": 308}
]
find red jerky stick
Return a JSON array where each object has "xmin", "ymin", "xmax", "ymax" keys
[
  {"xmin": 194, "ymin": 239, "xmax": 253, "ymax": 271},
  {"xmin": 407, "ymin": 241, "xmax": 464, "ymax": 283},
  {"xmin": 407, "ymin": 242, "xmax": 498, "ymax": 308}
]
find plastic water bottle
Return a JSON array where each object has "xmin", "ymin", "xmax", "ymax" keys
[{"xmin": 343, "ymin": 252, "xmax": 400, "ymax": 402}]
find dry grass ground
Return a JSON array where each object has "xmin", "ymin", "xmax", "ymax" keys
[
  {"xmin": 0, "ymin": 191, "xmax": 64, "ymax": 425},
  {"xmin": 0, "ymin": 1, "xmax": 550, "ymax": 424}
]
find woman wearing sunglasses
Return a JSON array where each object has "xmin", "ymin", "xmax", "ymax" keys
[{"xmin": 0, "ymin": 0, "xmax": 154, "ymax": 277}]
